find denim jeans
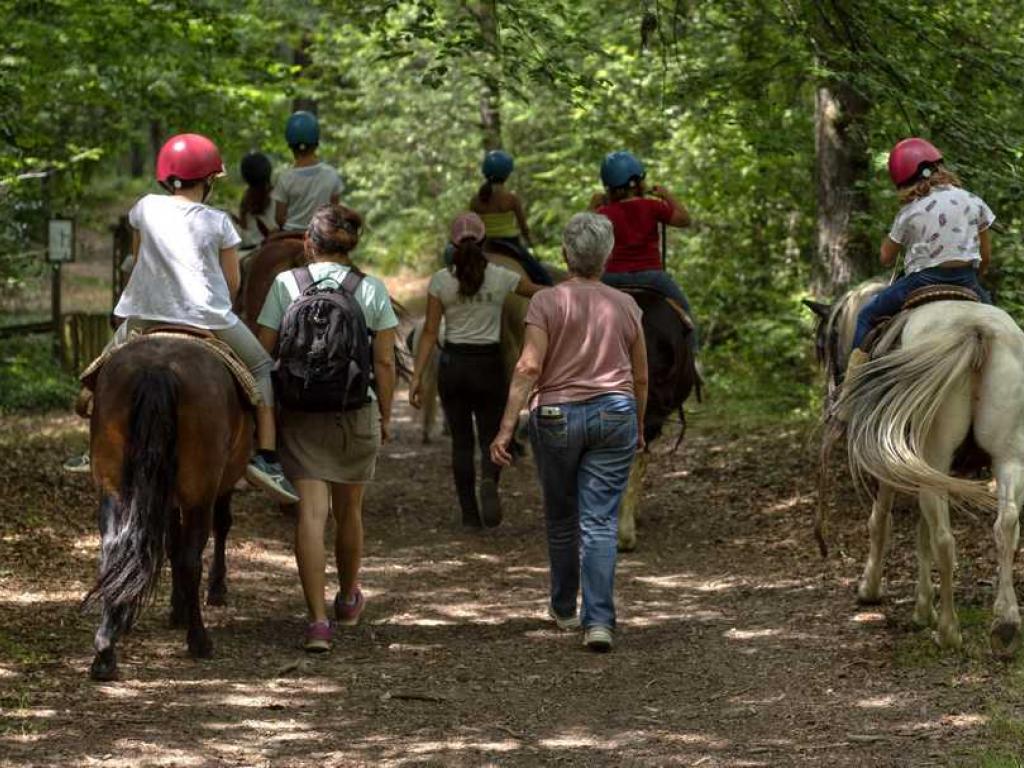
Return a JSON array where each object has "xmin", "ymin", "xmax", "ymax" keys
[
  {"xmin": 601, "ymin": 270, "xmax": 699, "ymax": 350},
  {"xmin": 529, "ymin": 393, "xmax": 638, "ymax": 630},
  {"xmin": 852, "ymin": 266, "xmax": 993, "ymax": 349}
]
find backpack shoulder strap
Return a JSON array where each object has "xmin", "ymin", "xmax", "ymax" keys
[
  {"xmin": 340, "ymin": 267, "xmax": 365, "ymax": 295},
  {"xmin": 292, "ymin": 266, "xmax": 315, "ymax": 294}
]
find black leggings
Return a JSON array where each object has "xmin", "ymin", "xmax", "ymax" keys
[{"xmin": 438, "ymin": 344, "xmax": 506, "ymax": 514}]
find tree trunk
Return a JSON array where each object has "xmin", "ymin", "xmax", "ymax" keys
[
  {"xmin": 474, "ymin": 1, "xmax": 502, "ymax": 151},
  {"xmin": 812, "ymin": 56, "xmax": 872, "ymax": 294},
  {"xmin": 292, "ymin": 35, "xmax": 318, "ymax": 115}
]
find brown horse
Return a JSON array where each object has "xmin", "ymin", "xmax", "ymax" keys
[
  {"xmin": 237, "ymin": 232, "xmax": 306, "ymax": 330},
  {"xmin": 83, "ymin": 337, "xmax": 252, "ymax": 681}
]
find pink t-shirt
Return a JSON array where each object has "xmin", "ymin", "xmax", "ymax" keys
[{"xmin": 525, "ymin": 280, "xmax": 643, "ymax": 408}]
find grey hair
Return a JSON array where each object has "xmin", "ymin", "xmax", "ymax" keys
[{"xmin": 562, "ymin": 212, "xmax": 614, "ymax": 278}]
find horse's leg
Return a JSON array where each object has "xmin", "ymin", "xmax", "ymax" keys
[
  {"xmin": 991, "ymin": 461, "xmax": 1023, "ymax": 658},
  {"xmin": 617, "ymin": 453, "xmax": 645, "ymax": 552},
  {"xmin": 91, "ymin": 495, "xmax": 125, "ymax": 682},
  {"xmin": 856, "ymin": 483, "xmax": 895, "ymax": 605},
  {"xmin": 912, "ymin": 511, "xmax": 937, "ymax": 628},
  {"xmin": 181, "ymin": 508, "xmax": 213, "ymax": 659},
  {"xmin": 919, "ymin": 487, "xmax": 961, "ymax": 649},
  {"xmin": 207, "ymin": 493, "xmax": 232, "ymax": 607},
  {"xmin": 167, "ymin": 508, "xmax": 187, "ymax": 628}
]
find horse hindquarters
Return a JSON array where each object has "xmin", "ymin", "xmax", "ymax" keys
[{"xmin": 87, "ymin": 368, "xmax": 179, "ymax": 681}]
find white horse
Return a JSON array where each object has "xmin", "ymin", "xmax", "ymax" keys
[{"xmin": 820, "ymin": 294, "xmax": 1024, "ymax": 657}]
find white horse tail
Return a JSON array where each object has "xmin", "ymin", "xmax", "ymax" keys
[{"xmin": 839, "ymin": 321, "xmax": 996, "ymax": 511}]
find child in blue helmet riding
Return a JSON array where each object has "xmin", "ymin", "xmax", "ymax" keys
[
  {"xmin": 274, "ymin": 111, "xmax": 345, "ymax": 233},
  {"xmin": 468, "ymin": 150, "xmax": 553, "ymax": 286},
  {"xmin": 591, "ymin": 151, "xmax": 693, "ymax": 323}
]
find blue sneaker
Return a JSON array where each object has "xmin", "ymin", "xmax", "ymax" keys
[{"xmin": 245, "ymin": 456, "xmax": 299, "ymax": 504}]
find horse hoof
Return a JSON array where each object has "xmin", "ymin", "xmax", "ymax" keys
[
  {"xmin": 935, "ymin": 626, "xmax": 963, "ymax": 651},
  {"xmin": 855, "ymin": 584, "xmax": 883, "ymax": 606},
  {"xmin": 206, "ymin": 587, "xmax": 227, "ymax": 607},
  {"xmin": 188, "ymin": 633, "xmax": 214, "ymax": 659},
  {"xmin": 912, "ymin": 605, "xmax": 937, "ymax": 629},
  {"xmin": 89, "ymin": 650, "xmax": 118, "ymax": 682},
  {"xmin": 990, "ymin": 620, "xmax": 1021, "ymax": 659}
]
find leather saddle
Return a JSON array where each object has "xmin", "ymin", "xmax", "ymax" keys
[
  {"xmin": 859, "ymin": 284, "xmax": 979, "ymax": 353},
  {"xmin": 616, "ymin": 286, "xmax": 695, "ymax": 334},
  {"xmin": 79, "ymin": 326, "xmax": 261, "ymax": 407}
]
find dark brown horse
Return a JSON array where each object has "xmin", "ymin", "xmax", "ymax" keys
[
  {"xmin": 237, "ymin": 232, "xmax": 306, "ymax": 330},
  {"xmin": 84, "ymin": 337, "xmax": 252, "ymax": 680}
]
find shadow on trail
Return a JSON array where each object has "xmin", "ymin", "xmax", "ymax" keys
[{"xmin": 0, "ymin": 403, "xmax": 999, "ymax": 766}]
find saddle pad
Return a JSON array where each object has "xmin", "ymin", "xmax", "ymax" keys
[
  {"xmin": 902, "ymin": 284, "xmax": 979, "ymax": 311},
  {"xmin": 79, "ymin": 331, "xmax": 261, "ymax": 407}
]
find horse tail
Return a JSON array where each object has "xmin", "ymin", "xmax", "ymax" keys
[
  {"xmin": 839, "ymin": 322, "xmax": 996, "ymax": 512},
  {"xmin": 83, "ymin": 368, "xmax": 179, "ymax": 628}
]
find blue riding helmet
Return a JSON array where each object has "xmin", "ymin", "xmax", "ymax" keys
[
  {"xmin": 600, "ymin": 151, "xmax": 645, "ymax": 189},
  {"xmin": 285, "ymin": 111, "xmax": 320, "ymax": 149},
  {"xmin": 482, "ymin": 150, "xmax": 514, "ymax": 182},
  {"xmin": 240, "ymin": 151, "xmax": 272, "ymax": 186}
]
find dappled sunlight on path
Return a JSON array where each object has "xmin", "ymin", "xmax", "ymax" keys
[{"xmin": 0, "ymin": 399, "xmax": 1008, "ymax": 765}]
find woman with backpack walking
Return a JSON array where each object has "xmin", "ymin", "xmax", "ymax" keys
[
  {"xmin": 256, "ymin": 204, "xmax": 398, "ymax": 652},
  {"xmin": 409, "ymin": 212, "xmax": 544, "ymax": 528}
]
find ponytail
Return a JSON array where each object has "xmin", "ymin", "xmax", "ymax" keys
[
  {"xmin": 239, "ymin": 184, "xmax": 272, "ymax": 229},
  {"xmin": 478, "ymin": 180, "xmax": 494, "ymax": 204},
  {"xmin": 452, "ymin": 239, "xmax": 487, "ymax": 297}
]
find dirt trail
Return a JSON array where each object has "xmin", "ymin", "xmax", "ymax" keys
[{"xmin": 0, "ymin": 398, "xmax": 1016, "ymax": 767}]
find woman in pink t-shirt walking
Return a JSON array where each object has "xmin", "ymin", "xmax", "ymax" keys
[{"xmin": 491, "ymin": 212, "xmax": 648, "ymax": 653}]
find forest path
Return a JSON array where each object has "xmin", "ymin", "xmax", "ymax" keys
[{"xmin": 0, "ymin": 397, "xmax": 1014, "ymax": 767}]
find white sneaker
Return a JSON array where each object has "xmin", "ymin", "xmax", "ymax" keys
[
  {"xmin": 548, "ymin": 606, "xmax": 581, "ymax": 631},
  {"xmin": 583, "ymin": 626, "xmax": 613, "ymax": 652},
  {"xmin": 63, "ymin": 453, "xmax": 91, "ymax": 474}
]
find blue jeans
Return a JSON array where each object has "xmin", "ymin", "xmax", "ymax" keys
[
  {"xmin": 529, "ymin": 393, "xmax": 638, "ymax": 630},
  {"xmin": 601, "ymin": 270, "xmax": 699, "ymax": 350},
  {"xmin": 852, "ymin": 266, "xmax": 992, "ymax": 349}
]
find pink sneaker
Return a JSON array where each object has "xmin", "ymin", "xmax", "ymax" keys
[
  {"xmin": 334, "ymin": 587, "xmax": 365, "ymax": 626},
  {"xmin": 304, "ymin": 620, "xmax": 332, "ymax": 653}
]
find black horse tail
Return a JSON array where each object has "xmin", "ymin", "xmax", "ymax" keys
[{"xmin": 83, "ymin": 368, "xmax": 179, "ymax": 630}]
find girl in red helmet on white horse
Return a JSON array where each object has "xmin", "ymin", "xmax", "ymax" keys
[
  {"xmin": 847, "ymin": 138, "xmax": 995, "ymax": 371},
  {"xmin": 66, "ymin": 133, "xmax": 298, "ymax": 504}
]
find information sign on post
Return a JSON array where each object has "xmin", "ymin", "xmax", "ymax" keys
[{"xmin": 47, "ymin": 218, "xmax": 75, "ymax": 263}]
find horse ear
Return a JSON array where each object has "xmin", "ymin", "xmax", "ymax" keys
[{"xmin": 802, "ymin": 299, "xmax": 831, "ymax": 319}]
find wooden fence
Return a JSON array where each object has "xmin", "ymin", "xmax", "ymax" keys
[{"xmin": 60, "ymin": 313, "xmax": 111, "ymax": 373}]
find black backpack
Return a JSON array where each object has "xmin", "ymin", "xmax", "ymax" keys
[{"xmin": 273, "ymin": 266, "xmax": 373, "ymax": 412}]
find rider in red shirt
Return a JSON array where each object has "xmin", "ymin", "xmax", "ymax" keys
[{"xmin": 590, "ymin": 151, "xmax": 693, "ymax": 324}]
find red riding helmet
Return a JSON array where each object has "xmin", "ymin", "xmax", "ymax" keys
[
  {"xmin": 888, "ymin": 138, "xmax": 943, "ymax": 187},
  {"xmin": 156, "ymin": 133, "xmax": 226, "ymax": 185}
]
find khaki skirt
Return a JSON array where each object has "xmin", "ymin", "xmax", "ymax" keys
[{"xmin": 278, "ymin": 403, "xmax": 382, "ymax": 484}]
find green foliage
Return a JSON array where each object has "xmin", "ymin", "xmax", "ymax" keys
[
  {"xmin": 4, "ymin": 0, "xmax": 1024, "ymax": 410},
  {"xmin": 0, "ymin": 334, "xmax": 78, "ymax": 413}
]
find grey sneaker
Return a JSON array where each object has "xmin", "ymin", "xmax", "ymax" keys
[
  {"xmin": 548, "ymin": 606, "xmax": 581, "ymax": 631},
  {"xmin": 583, "ymin": 626, "xmax": 613, "ymax": 652},
  {"xmin": 63, "ymin": 452, "xmax": 91, "ymax": 474},
  {"xmin": 479, "ymin": 477, "xmax": 502, "ymax": 528},
  {"xmin": 246, "ymin": 456, "xmax": 300, "ymax": 504}
]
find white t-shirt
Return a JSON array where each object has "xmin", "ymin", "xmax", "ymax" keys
[
  {"xmin": 114, "ymin": 194, "xmax": 242, "ymax": 330},
  {"xmin": 234, "ymin": 199, "xmax": 276, "ymax": 250},
  {"xmin": 889, "ymin": 185, "xmax": 995, "ymax": 274},
  {"xmin": 427, "ymin": 263, "xmax": 521, "ymax": 345},
  {"xmin": 272, "ymin": 163, "xmax": 345, "ymax": 232}
]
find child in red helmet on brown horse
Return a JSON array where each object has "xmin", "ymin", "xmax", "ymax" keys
[
  {"xmin": 847, "ymin": 138, "xmax": 995, "ymax": 371},
  {"xmin": 66, "ymin": 133, "xmax": 299, "ymax": 504}
]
